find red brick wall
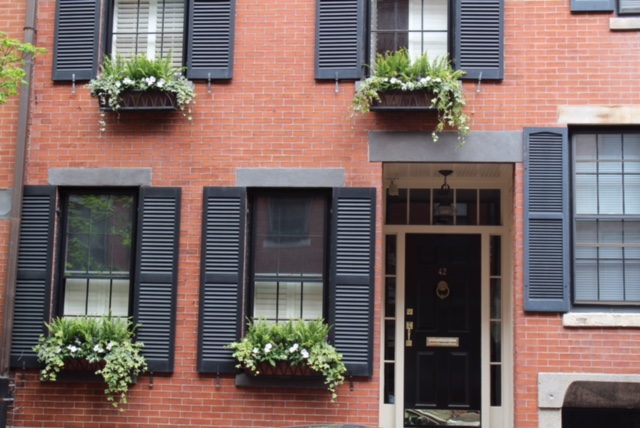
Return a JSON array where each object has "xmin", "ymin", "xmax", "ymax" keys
[{"xmin": 1, "ymin": 0, "xmax": 640, "ymax": 427}]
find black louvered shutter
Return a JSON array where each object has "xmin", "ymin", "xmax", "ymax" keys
[
  {"xmin": 11, "ymin": 186, "xmax": 56, "ymax": 368},
  {"xmin": 53, "ymin": 0, "xmax": 100, "ymax": 81},
  {"xmin": 198, "ymin": 187, "xmax": 245, "ymax": 373},
  {"xmin": 315, "ymin": 0, "xmax": 364, "ymax": 80},
  {"xmin": 186, "ymin": 0, "xmax": 235, "ymax": 80},
  {"xmin": 524, "ymin": 129, "xmax": 570, "ymax": 312},
  {"xmin": 570, "ymin": 0, "xmax": 614, "ymax": 12},
  {"xmin": 133, "ymin": 187, "xmax": 181, "ymax": 373},
  {"xmin": 330, "ymin": 187, "xmax": 375, "ymax": 377},
  {"xmin": 455, "ymin": 0, "xmax": 504, "ymax": 81},
  {"xmin": 619, "ymin": 0, "xmax": 640, "ymax": 14}
]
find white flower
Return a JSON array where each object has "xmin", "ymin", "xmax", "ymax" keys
[
  {"xmin": 264, "ymin": 343, "xmax": 272, "ymax": 354},
  {"xmin": 301, "ymin": 349, "xmax": 309, "ymax": 359},
  {"xmin": 106, "ymin": 341, "xmax": 115, "ymax": 351},
  {"xmin": 389, "ymin": 77, "xmax": 399, "ymax": 84},
  {"xmin": 67, "ymin": 345, "xmax": 78, "ymax": 353},
  {"xmin": 156, "ymin": 78, "xmax": 165, "ymax": 88},
  {"xmin": 123, "ymin": 77, "xmax": 134, "ymax": 86},
  {"xmin": 289, "ymin": 343, "xmax": 299, "ymax": 353},
  {"xmin": 93, "ymin": 344, "xmax": 104, "ymax": 353},
  {"xmin": 252, "ymin": 347, "xmax": 259, "ymax": 355},
  {"xmin": 115, "ymin": 81, "xmax": 121, "ymax": 88},
  {"xmin": 145, "ymin": 76, "xmax": 157, "ymax": 86}
]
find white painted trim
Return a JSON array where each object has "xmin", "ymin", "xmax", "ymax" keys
[{"xmin": 379, "ymin": 165, "xmax": 515, "ymax": 428}]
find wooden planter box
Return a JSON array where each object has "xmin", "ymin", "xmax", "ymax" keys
[
  {"xmin": 370, "ymin": 89, "xmax": 436, "ymax": 111},
  {"xmin": 98, "ymin": 90, "xmax": 178, "ymax": 111}
]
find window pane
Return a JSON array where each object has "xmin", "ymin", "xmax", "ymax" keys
[
  {"xmin": 624, "ymin": 173, "xmax": 640, "ymax": 214},
  {"xmin": 386, "ymin": 188, "xmax": 408, "ymax": 225},
  {"xmin": 599, "ymin": 173, "xmax": 623, "ymax": 214},
  {"xmin": 409, "ymin": 189, "xmax": 430, "ymax": 225},
  {"xmin": 598, "ymin": 221, "xmax": 623, "ymax": 259},
  {"xmin": 64, "ymin": 278, "xmax": 88, "ymax": 316},
  {"xmin": 253, "ymin": 193, "xmax": 327, "ymax": 321},
  {"xmin": 456, "ymin": 189, "xmax": 477, "ymax": 225},
  {"xmin": 623, "ymin": 134, "xmax": 640, "ymax": 173},
  {"xmin": 599, "ymin": 259, "xmax": 624, "ymax": 301},
  {"xmin": 480, "ymin": 189, "xmax": 501, "ymax": 225},
  {"xmin": 575, "ymin": 259, "xmax": 598, "ymax": 301},
  {"xmin": 575, "ymin": 173, "xmax": 597, "ymax": 214}
]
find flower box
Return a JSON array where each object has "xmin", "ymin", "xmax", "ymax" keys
[
  {"xmin": 247, "ymin": 361, "xmax": 321, "ymax": 378},
  {"xmin": 370, "ymin": 89, "xmax": 436, "ymax": 111},
  {"xmin": 98, "ymin": 89, "xmax": 178, "ymax": 111}
]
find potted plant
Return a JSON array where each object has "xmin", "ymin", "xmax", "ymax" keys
[
  {"xmin": 227, "ymin": 318, "xmax": 347, "ymax": 401},
  {"xmin": 33, "ymin": 314, "xmax": 148, "ymax": 409},
  {"xmin": 351, "ymin": 48, "xmax": 470, "ymax": 144},
  {"xmin": 86, "ymin": 53, "xmax": 196, "ymax": 131}
]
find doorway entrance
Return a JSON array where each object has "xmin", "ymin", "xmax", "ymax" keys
[{"xmin": 404, "ymin": 234, "xmax": 481, "ymax": 427}]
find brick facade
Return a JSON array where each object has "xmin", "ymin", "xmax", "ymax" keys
[{"xmin": 1, "ymin": 0, "xmax": 640, "ymax": 427}]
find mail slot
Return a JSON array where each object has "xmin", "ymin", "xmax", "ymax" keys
[{"xmin": 426, "ymin": 337, "xmax": 459, "ymax": 347}]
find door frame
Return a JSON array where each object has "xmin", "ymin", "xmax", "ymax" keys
[{"xmin": 379, "ymin": 165, "xmax": 514, "ymax": 428}]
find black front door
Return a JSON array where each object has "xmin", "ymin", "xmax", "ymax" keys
[{"xmin": 404, "ymin": 234, "xmax": 481, "ymax": 427}]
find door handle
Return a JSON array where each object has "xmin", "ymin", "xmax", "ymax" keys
[{"xmin": 406, "ymin": 321, "xmax": 413, "ymax": 347}]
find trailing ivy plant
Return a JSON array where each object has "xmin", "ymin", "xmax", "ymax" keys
[
  {"xmin": 352, "ymin": 48, "xmax": 469, "ymax": 144},
  {"xmin": 0, "ymin": 31, "xmax": 46, "ymax": 105},
  {"xmin": 33, "ymin": 314, "xmax": 147, "ymax": 410},
  {"xmin": 227, "ymin": 318, "xmax": 347, "ymax": 402},
  {"xmin": 86, "ymin": 53, "xmax": 196, "ymax": 131}
]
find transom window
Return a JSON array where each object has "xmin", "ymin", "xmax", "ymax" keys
[
  {"xmin": 251, "ymin": 192, "xmax": 328, "ymax": 322},
  {"xmin": 371, "ymin": 0, "xmax": 449, "ymax": 64},
  {"xmin": 61, "ymin": 190, "xmax": 136, "ymax": 317},
  {"xmin": 573, "ymin": 133, "xmax": 640, "ymax": 304},
  {"xmin": 111, "ymin": 0, "xmax": 185, "ymax": 65}
]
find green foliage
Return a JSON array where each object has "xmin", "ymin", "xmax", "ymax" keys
[
  {"xmin": 227, "ymin": 318, "xmax": 347, "ymax": 401},
  {"xmin": 33, "ymin": 314, "xmax": 147, "ymax": 410},
  {"xmin": 87, "ymin": 53, "xmax": 196, "ymax": 131},
  {"xmin": 0, "ymin": 32, "xmax": 46, "ymax": 105},
  {"xmin": 352, "ymin": 48, "xmax": 470, "ymax": 144}
]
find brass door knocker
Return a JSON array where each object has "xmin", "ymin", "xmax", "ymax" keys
[{"xmin": 436, "ymin": 281, "xmax": 450, "ymax": 300}]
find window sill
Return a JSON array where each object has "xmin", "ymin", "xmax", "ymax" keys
[
  {"xmin": 610, "ymin": 17, "xmax": 640, "ymax": 30},
  {"xmin": 563, "ymin": 312, "xmax": 640, "ymax": 328}
]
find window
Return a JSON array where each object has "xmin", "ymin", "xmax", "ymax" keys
[
  {"xmin": 251, "ymin": 192, "xmax": 327, "ymax": 322},
  {"xmin": 573, "ymin": 133, "xmax": 640, "ymax": 304},
  {"xmin": 53, "ymin": 0, "xmax": 236, "ymax": 81},
  {"xmin": 11, "ymin": 186, "xmax": 181, "ymax": 372},
  {"xmin": 525, "ymin": 129, "xmax": 640, "ymax": 312},
  {"xmin": 60, "ymin": 190, "xmax": 136, "ymax": 317},
  {"xmin": 197, "ymin": 187, "xmax": 375, "ymax": 377},
  {"xmin": 315, "ymin": 0, "xmax": 503, "ymax": 81},
  {"xmin": 111, "ymin": 0, "xmax": 185, "ymax": 66},
  {"xmin": 371, "ymin": 0, "xmax": 449, "ymax": 64}
]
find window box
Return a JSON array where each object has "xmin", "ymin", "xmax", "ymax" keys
[
  {"xmin": 369, "ymin": 89, "xmax": 436, "ymax": 111},
  {"xmin": 98, "ymin": 89, "xmax": 178, "ymax": 111},
  {"xmin": 246, "ymin": 361, "xmax": 321, "ymax": 378}
]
